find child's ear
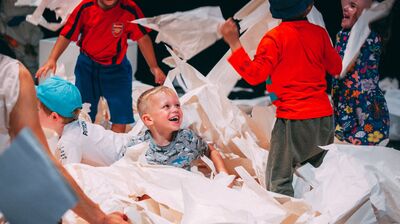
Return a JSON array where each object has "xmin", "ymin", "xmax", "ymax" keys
[
  {"xmin": 50, "ymin": 112, "xmax": 61, "ymax": 121},
  {"xmin": 141, "ymin": 113, "xmax": 153, "ymax": 126}
]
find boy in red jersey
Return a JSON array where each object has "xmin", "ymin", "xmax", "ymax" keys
[
  {"xmin": 220, "ymin": 0, "xmax": 342, "ymax": 196},
  {"xmin": 36, "ymin": 0, "xmax": 166, "ymax": 133}
]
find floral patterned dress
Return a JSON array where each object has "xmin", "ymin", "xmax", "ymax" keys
[{"xmin": 332, "ymin": 30, "xmax": 390, "ymax": 145}]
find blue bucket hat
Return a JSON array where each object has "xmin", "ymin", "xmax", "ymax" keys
[
  {"xmin": 36, "ymin": 76, "xmax": 82, "ymax": 118},
  {"xmin": 269, "ymin": 0, "xmax": 313, "ymax": 19}
]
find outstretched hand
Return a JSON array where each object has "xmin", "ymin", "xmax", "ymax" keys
[{"xmin": 36, "ymin": 59, "xmax": 57, "ymax": 78}]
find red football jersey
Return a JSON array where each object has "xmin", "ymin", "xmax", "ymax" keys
[{"xmin": 61, "ymin": 0, "xmax": 150, "ymax": 65}]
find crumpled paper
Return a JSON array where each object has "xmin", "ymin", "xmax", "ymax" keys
[
  {"xmin": 63, "ymin": 159, "xmax": 290, "ymax": 223},
  {"xmin": 294, "ymin": 144, "xmax": 400, "ymax": 223},
  {"xmin": 132, "ymin": 6, "xmax": 224, "ymax": 61},
  {"xmin": 94, "ymin": 97, "xmax": 111, "ymax": 130}
]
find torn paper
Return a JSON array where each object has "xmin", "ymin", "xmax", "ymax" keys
[
  {"xmin": 295, "ymin": 144, "xmax": 400, "ymax": 223},
  {"xmin": 207, "ymin": 0, "xmax": 279, "ymax": 96},
  {"xmin": 64, "ymin": 161, "xmax": 292, "ymax": 224},
  {"xmin": 17, "ymin": 0, "xmax": 82, "ymax": 31},
  {"xmin": 133, "ymin": 6, "xmax": 224, "ymax": 60}
]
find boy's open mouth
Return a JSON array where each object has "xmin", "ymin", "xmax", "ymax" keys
[{"xmin": 169, "ymin": 116, "xmax": 179, "ymax": 122}]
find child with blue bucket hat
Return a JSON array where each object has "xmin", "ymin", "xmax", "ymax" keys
[
  {"xmin": 36, "ymin": 76, "xmax": 133, "ymax": 166},
  {"xmin": 220, "ymin": 0, "xmax": 342, "ymax": 196}
]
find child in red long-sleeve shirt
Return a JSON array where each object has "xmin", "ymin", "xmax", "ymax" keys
[{"xmin": 220, "ymin": 0, "xmax": 342, "ymax": 196}]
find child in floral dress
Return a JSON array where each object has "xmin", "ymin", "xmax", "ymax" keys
[{"xmin": 332, "ymin": 0, "xmax": 390, "ymax": 145}]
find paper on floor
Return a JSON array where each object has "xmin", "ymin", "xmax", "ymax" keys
[
  {"xmin": 295, "ymin": 144, "xmax": 400, "ymax": 223},
  {"xmin": 64, "ymin": 160, "xmax": 296, "ymax": 224}
]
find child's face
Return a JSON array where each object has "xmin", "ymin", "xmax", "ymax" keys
[
  {"xmin": 144, "ymin": 91, "xmax": 183, "ymax": 133},
  {"xmin": 97, "ymin": 0, "xmax": 119, "ymax": 9},
  {"xmin": 341, "ymin": 0, "xmax": 372, "ymax": 29}
]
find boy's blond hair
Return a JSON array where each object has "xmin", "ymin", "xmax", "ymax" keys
[{"xmin": 137, "ymin": 86, "xmax": 176, "ymax": 116}]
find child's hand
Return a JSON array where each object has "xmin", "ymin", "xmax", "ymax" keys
[
  {"xmin": 36, "ymin": 59, "xmax": 57, "ymax": 78},
  {"xmin": 219, "ymin": 18, "xmax": 241, "ymax": 50},
  {"xmin": 150, "ymin": 67, "xmax": 166, "ymax": 85}
]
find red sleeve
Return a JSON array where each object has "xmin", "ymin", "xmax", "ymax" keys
[
  {"xmin": 228, "ymin": 34, "xmax": 279, "ymax": 86},
  {"xmin": 128, "ymin": 3, "xmax": 152, "ymax": 41},
  {"xmin": 60, "ymin": 1, "xmax": 91, "ymax": 41},
  {"xmin": 322, "ymin": 30, "xmax": 342, "ymax": 76}
]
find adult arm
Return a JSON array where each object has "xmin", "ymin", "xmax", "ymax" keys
[
  {"xmin": 9, "ymin": 63, "xmax": 49, "ymax": 149},
  {"xmin": 35, "ymin": 35, "xmax": 71, "ymax": 78},
  {"xmin": 137, "ymin": 34, "xmax": 166, "ymax": 84},
  {"xmin": 10, "ymin": 64, "xmax": 129, "ymax": 224}
]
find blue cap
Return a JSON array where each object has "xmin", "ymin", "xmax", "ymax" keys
[
  {"xmin": 36, "ymin": 76, "xmax": 82, "ymax": 118},
  {"xmin": 269, "ymin": 0, "xmax": 313, "ymax": 19}
]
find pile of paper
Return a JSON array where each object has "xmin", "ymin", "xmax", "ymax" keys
[
  {"xmin": 63, "ymin": 160, "xmax": 296, "ymax": 223},
  {"xmin": 294, "ymin": 144, "xmax": 400, "ymax": 223},
  {"xmin": 21, "ymin": 0, "xmax": 400, "ymax": 223}
]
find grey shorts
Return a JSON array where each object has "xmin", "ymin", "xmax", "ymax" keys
[{"xmin": 266, "ymin": 115, "xmax": 334, "ymax": 196}]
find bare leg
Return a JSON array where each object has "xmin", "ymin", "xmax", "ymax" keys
[{"xmin": 111, "ymin": 123, "xmax": 126, "ymax": 133}]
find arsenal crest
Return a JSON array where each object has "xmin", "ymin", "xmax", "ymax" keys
[{"xmin": 112, "ymin": 22, "xmax": 124, "ymax": 37}]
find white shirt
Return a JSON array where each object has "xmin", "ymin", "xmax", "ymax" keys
[
  {"xmin": 0, "ymin": 55, "xmax": 20, "ymax": 151},
  {"xmin": 56, "ymin": 119, "xmax": 132, "ymax": 166}
]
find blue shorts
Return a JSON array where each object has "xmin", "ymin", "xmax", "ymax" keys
[{"xmin": 74, "ymin": 53, "xmax": 134, "ymax": 124}]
